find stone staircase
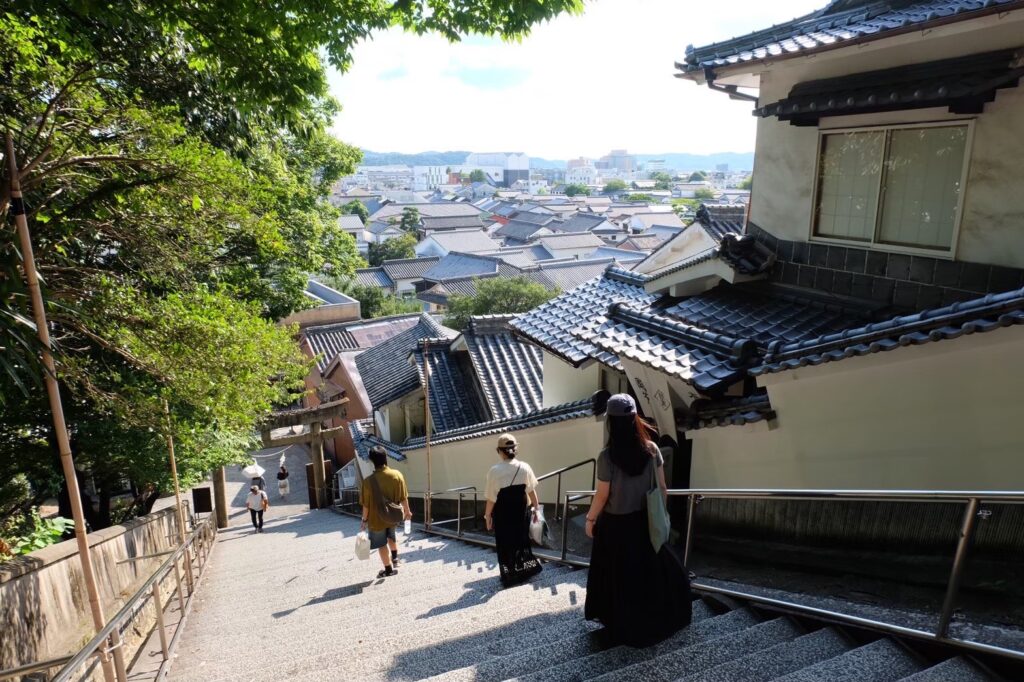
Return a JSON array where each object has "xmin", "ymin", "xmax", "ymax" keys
[{"xmin": 166, "ymin": 512, "xmax": 1005, "ymax": 682}]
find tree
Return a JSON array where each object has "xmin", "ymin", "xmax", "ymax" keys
[
  {"xmin": 469, "ymin": 169, "xmax": 487, "ymax": 183},
  {"xmin": 603, "ymin": 179, "xmax": 628, "ymax": 194},
  {"xmin": 564, "ymin": 183, "xmax": 591, "ymax": 197},
  {"xmin": 335, "ymin": 282, "xmax": 421, "ymax": 319},
  {"xmin": 342, "ymin": 199, "xmax": 370, "ymax": 223},
  {"xmin": 651, "ymin": 172, "xmax": 673, "ymax": 191},
  {"xmin": 399, "ymin": 206, "xmax": 421, "ymax": 232},
  {"xmin": 626, "ymin": 193, "xmax": 656, "ymax": 202},
  {"xmin": 367, "ymin": 233, "xmax": 418, "ymax": 266},
  {"xmin": 444, "ymin": 277, "xmax": 557, "ymax": 330},
  {"xmin": 738, "ymin": 176, "xmax": 753, "ymax": 190},
  {"xmin": 688, "ymin": 171, "xmax": 708, "ymax": 182},
  {"xmin": 694, "ymin": 187, "xmax": 717, "ymax": 201}
]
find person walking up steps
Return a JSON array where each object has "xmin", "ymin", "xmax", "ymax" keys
[
  {"xmin": 484, "ymin": 433, "xmax": 543, "ymax": 587},
  {"xmin": 277, "ymin": 465, "xmax": 290, "ymax": 499},
  {"xmin": 360, "ymin": 446, "xmax": 412, "ymax": 578},
  {"xmin": 245, "ymin": 485, "xmax": 268, "ymax": 534}
]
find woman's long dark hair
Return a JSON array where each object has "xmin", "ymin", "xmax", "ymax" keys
[{"xmin": 606, "ymin": 414, "xmax": 655, "ymax": 476}]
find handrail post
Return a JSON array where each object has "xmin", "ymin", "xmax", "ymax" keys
[
  {"xmin": 555, "ymin": 473, "xmax": 562, "ymax": 522},
  {"xmin": 683, "ymin": 494, "xmax": 697, "ymax": 567},
  {"xmin": 457, "ymin": 492, "xmax": 463, "ymax": 537},
  {"xmin": 937, "ymin": 497, "xmax": 981, "ymax": 637},
  {"xmin": 172, "ymin": 560, "xmax": 185, "ymax": 613},
  {"xmin": 560, "ymin": 493, "xmax": 571, "ymax": 562},
  {"xmin": 152, "ymin": 581, "xmax": 169, "ymax": 660}
]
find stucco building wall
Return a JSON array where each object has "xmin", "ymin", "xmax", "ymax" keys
[{"xmin": 541, "ymin": 352, "xmax": 601, "ymax": 407}]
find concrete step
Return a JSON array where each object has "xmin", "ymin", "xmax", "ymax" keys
[
  {"xmin": 587, "ymin": 615, "xmax": 798, "ymax": 682},
  {"xmin": 680, "ymin": 627, "xmax": 852, "ymax": 682},
  {"xmin": 898, "ymin": 656, "xmax": 994, "ymax": 682},
  {"xmin": 770, "ymin": 638, "xmax": 924, "ymax": 682},
  {"xmin": 508, "ymin": 601, "xmax": 727, "ymax": 682}
]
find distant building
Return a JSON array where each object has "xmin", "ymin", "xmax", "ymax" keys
[
  {"xmin": 600, "ymin": 149, "xmax": 636, "ymax": 173},
  {"xmin": 715, "ymin": 163, "xmax": 729, "ymax": 172},
  {"xmin": 463, "ymin": 152, "xmax": 530, "ymax": 187},
  {"xmin": 412, "ymin": 165, "xmax": 447, "ymax": 191}
]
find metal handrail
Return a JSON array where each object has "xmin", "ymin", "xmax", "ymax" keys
[
  {"xmin": 409, "ymin": 487, "xmax": 479, "ymax": 536},
  {"xmin": 558, "ymin": 487, "xmax": 1024, "ymax": 662},
  {"xmin": 30, "ymin": 511, "xmax": 218, "ymax": 682},
  {"xmin": 535, "ymin": 458, "xmax": 596, "ymax": 521}
]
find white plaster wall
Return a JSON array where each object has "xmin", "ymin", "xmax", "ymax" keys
[
  {"xmin": 414, "ymin": 239, "xmax": 446, "ymax": 258},
  {"xmin": 747, "ymin": 14, "xmax": 1024, "ymax": 268},
  {"xmin": 395, "ymin": 415, "xmax": 606, "ymax": 503},
  {"xmin": 542, "ymin": 352, "xmax": 601, "ymax": 407},
  {"xmin": 689, "ymin": 326, "xmax": 1024, "ymax": 490},
  {"xmin": 634, "ymin": 226, "xmax": 716, "ymax": 275}
]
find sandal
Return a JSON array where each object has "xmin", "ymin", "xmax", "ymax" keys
[{"xmin": 376, "ymin": 567, "xmax": 397, "ymax": 578}]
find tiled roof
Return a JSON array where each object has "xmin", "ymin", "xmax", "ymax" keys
[
  {"xmin": 412, "ymin": 339, "xmax": 491, "ymax": 432},
  {"xmin": 531, "ymin": 259, "xmax": 617, "ymax": 292},
  {"xmin": 380, "ymin": 257, "xmax": 440, "ymax": 281},
  {"xmin": 538, "ymin": 233, "xmax": 605, "ymax": 251},
  {"xmin": 756, "ymin": 49, "xmax": 1023, "ymax": 125},
  {"xmin": 338, "ymin": 214, "xmax": 364, "ymax": 230},
  {"xmin": 578, "ymin": 302, "xmax": 756, "ymax": 392},
  {"xmin": 686, "ymin": 393, "xmax": 776, "ymax": 430},
  {"xmin": 422, "ymin": 253, "xmax": 499, "ymax": 281},
  {"xmin": 696, "ymin": 204, "xmax": 746, "ymax": 242},
  {"xmin": 403, "ymin": 398, "xmax": 593, "ymax": 448},
  {"xmin": 354, "ymin": 314, "xmax": 459, "ymax": 408},
  {"xmin": 371, "ymin": 202, "xmax": 481, "ymax": 221},
  {"xmin": 553, "ymin": 213, "xmax": 609, "ymax": 233},
  {"xmin": 646, "ymin": 233, "xmax": 776, "ymax": 287},
  {"xmin": 367, "ymin": 220, "xmax": 401, "ymax": 235},
  {"xmin": 590, "ymin": 247, "xmax": 647, "ymax": 264},
  {"xmin": 464, "ymin": 315, "xmax": 544, "ymax": 419},
  {"xmin": 510, "ymin": 266, "xmax": 657, "ymax": 367},
  {"xmin": 620, "ymin": 236, "xmax": 666, "ymax": 251},
  {"xmin": 425, "ymin": 230, "xmax": 500, "ymax": 254},
  {"xmin": 354, "ymin": 267, "xmax": 393, "ymax": 289},
  {"xmin": 496, "ymin": 220, "xmax": 551, "ymax": 242},
  {"xmin": 629, "ymin": 212, "xmax": 686, "ymax": 229},
  {"xmin": 679, "ymin": 0, "xmax": 1021, "ymax": 73},
  {"xmin": 509, "ymin": 211, "xmax": 557, "ymax": 226},
  {"xmin": 754, "ymin": 285, "xmax": 1024, "ymax": 375},
  {"xmin": 302, "ymin": 314, "xmax": 421, "ymax": 372},
  {"xmin": 421, "ymin": 215, "xmax": 485, "ymax": 230},
  {"xmin": 348, "ymin": 419, "xmax": 406, "ymax": 462}
]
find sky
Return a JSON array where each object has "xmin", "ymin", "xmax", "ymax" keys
[{"xmin": 327, "ymin": 0, "xmax": 823, "ymax": 160}]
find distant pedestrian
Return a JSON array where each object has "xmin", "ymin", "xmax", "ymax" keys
[
  {"xmin": 246, "ymin": 485, "xmax": 269, "ymax": 534},
  {"xmin": 584, "ymin": 393, "xmax": 691, "ymax": 647},
  {"xmin": 360, "ymin": 446, "xmax": 412, "ymax": 578},
  {"xmin": 277, "ymin": 466, "xmax": 290, "ymax": 499},
  {"xmin": 484, "ymin": 433, "xmax": 542, "ymax": 587},
  {"xmin": 251, "ymin": 474, "xmax": 266, "ymax": 491}
]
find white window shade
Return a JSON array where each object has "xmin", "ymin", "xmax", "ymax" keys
[
  {"xmin": 815, "ymin": 131, "xmax": 884, "ymax": 241},
  {"xmin": 877, "ymin": 126, "xmax": 966, "ymax": 250}
]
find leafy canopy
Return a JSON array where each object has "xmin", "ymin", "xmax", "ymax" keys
[
  {"xmin": 444, "ymin": 277, "xmax": 556, "ymax": 330},
  {"xmin": 367, "ymin": 233, "xmax": 418, "ymax": 266},
  {"xmin": 564, "ymin": 183, "xmax": 591, "ymax": 197},
  {"xmin": 603, "ymin": 179, "xmax": 628, "ymax": 193}
]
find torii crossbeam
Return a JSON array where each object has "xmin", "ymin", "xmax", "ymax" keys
[{"xmin": 260, "ymin": 398, "xmax": 348, "ymax": 509}]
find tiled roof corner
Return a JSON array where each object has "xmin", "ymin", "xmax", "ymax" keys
[
  {"xmin": 686, "ymin": 393, "xmax": 776, "ymax": 430},
  {"xmin": 348, "ymin": 419, "xmax": 406, "ymax": 462}
]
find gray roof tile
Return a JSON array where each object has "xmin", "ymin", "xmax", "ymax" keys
[
  {"xmin": 464, "ymin": 316, "xmax": 544, "ymax": 419},
  {"xmin": 380, "ymin": 257, "xmax": 440, "ymax": 280},
  {"xmin": 354, "ymin": 267, "xmax": 394, "ymax": 289},
  {"xmin": 687, "ymin": 393, "xmax": 776, "ymax": 430},
  {"xmin": 348, "ymin": 419, "xmax": 406, "ymax": 462},
  {"xmin": 302, "ymin": 314, "xmax": 421, "ymax": 372},
  {"xmin": 412, "ymin": 339, "xmax": 491, "ymax": 432},
  {"xmin": 403, "ymin": 398, "xmax": 593, "ymax": 448}
]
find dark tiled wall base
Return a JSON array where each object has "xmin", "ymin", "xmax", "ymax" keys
[{"xmin": 748, "ymin": 224, "xmax": 1024, "ymax": 310}]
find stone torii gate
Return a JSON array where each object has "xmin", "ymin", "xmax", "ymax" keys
[{"xmin": 259, "ymin": 398, "xmax": 349, "ymax": 509}]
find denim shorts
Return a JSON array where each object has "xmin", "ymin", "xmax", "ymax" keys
[{"xmin": 368, "ymin": 526, "xmax": 396, "ymax": 549}]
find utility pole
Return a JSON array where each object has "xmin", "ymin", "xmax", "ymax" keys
[
  {"xmin": 6, "ymin": 132, "xmax": 123, "ymax": 682},
  {"xmin": 424, "ymin": 339, "xmax": 432, "ymax": 530}
]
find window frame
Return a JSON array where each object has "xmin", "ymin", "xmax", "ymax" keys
[{"xmin": 809, "ymin": 119, "xmax": 975, "ymax": 259}]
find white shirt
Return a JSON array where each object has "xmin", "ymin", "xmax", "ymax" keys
[
  {"xmin": 484, "ymin": 460, "xmax": 539, "ymax": 503},
  {"xmin": 246, "ymin": 491, "xmax": 267, "ymax": 510}
]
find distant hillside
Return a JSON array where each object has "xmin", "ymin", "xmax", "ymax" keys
[
  {"xmin": 360, "ymin": 150, "xmax": 469, "ymax": 167},
  {"xmin": 359, "ymin": 150, "xmax": 754, "ymax": 171}
]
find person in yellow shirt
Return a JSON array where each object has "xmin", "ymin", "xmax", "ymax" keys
[{"xmin": 360, "ymin": 446, "xmax": 412, "ymax": 578}]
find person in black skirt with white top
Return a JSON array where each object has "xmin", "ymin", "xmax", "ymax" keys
[
  {"xmin": 584, "ymin": 393, "xmax": 691, "ymax": 646},
  {"xmin": 484, "ymin": 433, "xmax": 543, "ymax": 587}
]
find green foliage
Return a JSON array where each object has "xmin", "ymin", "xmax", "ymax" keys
[
  {"xmin": 367, "ymin": 233, "xmax": 418, "ymax": 266},
  {"xmin": 564, "ymin": 183, "xmax": 591, "ymax": 197},
  {"xmin": 688, "ymin": 171, "xmax": 708, "ymax": 182},
  {"xmin": 444, "ymin": 277, "xmax": 556, "ymax": 330},
  {"xmin": 399, "ymin": 207, "xmax": 421, "ymax": 232},
  {"xmin": 672, "ymin": 198, "xmax": 699, "ymax": 218},
  {"xmin": 694, "ymin": 187, "xmax": 717, "ymax": 200},
  {"xmin": 602, "ymin": 179, "xmax": 628, "ymax": 194},
  {"xmin": 342, "ymin": 200, "xmax": 370, "ymax": 223},
  {"xmin": 1, "ymin": 509, "xmax": 72, "ymax": 562},
  {"xmin": 469, "ymin": 169, "xmax": 487, "ymax": 183},
  {"xmin": 650, "ymin": 172, "xmax": 673, "ymax": 190},
  {"xmin": 626, "ymin": 193, "xmax": 656, "ymax": 202},
  {"xmin": 738, "ymin": 176, "xmax": 753, "ymax": 190},
  {"xmin": 334, "ymin": 282, "xmax": 421, "ymax": 319}
]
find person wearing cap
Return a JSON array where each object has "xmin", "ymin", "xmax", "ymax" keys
[
  {"xmin": 245, "ymin": 485, "xmax": 269, "ymax": 534},
  {"xmin": 584, "ymin": 393, "xmax": 691, "ymax": 646},
  {"xmin": 484, "ymin": 433, "xmax": 543, "ymax": 587}
]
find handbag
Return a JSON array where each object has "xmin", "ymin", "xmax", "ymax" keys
[
  {"xmin": 646, "ymin": 454, "xmax": 670, "ymax": 553},
  {"xmin": 354, "ymin": 531, "xmax": 371, "ymax": 561}
]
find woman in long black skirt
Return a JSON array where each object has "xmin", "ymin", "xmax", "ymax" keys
[
  {"xmin": 484, "ymin": 433, "xmax": 543, "ymax": 587},
  {"xmin": 585, "ymin": 394, "xmax": 692, "ymax": 647}
]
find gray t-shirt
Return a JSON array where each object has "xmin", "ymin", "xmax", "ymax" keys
[{"xmin": 597, "ymin": 442, "xmax": 664, "ymax": 515}]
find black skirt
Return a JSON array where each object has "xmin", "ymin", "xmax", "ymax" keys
[
  {"xmin": 493, "ymin": 483, "xmax": 542, "ymax": 587},
  {"xmin": 585, "ymin": 509, "xmax": 692, "ymax": 647}
]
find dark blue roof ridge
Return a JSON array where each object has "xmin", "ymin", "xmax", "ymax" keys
[
  {"xmin": 608, "ymin": 302, "xmax": 757, "ymax": 365},
  {"xmin": 402, "ymin": 398, "xmax": 594, "ymax": 449},
  {"xmin": 759, "ymin": 285, "xmax": 1024, "ymax": 368},
  {"xmin": 686, "ymin": 392, "xmax": 776, "ymax": 431},
  {"xmin": 605, "ymin": 266, "xmax": 648, "ymax": 286}
]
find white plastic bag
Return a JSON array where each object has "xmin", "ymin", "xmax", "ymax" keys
[
  {"xmin": 529, "ymin": 505, "xmax": 549, "ymax": 547},
  {"xmin": 354, "ymin": 531, "xmax": 371, "ymax": 561}
]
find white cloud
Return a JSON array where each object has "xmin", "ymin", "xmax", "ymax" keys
[{"xmin": 328, "ymin": 0, "xmax": 823, "ymax": 159}]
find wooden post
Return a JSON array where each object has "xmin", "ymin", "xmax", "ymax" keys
[
  {"xmin": 213, "ymin": 467, "xmax": 228, "ymax": 529},
  {"xmin": 424, "ymin": 339, "xmax": 432, "ymax": 529},
  {"xmin": 163, "ymin": 400, "xmax": 194, "ymax": 592},
  {"xmin": 6, "ymin": 132, "xmax": 119, "ymax": 682}
]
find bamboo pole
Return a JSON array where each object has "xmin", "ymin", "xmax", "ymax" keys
[
  {"xmin": 424, "ymin": 339, "xmax": 432, "ymax": 530},
  {"xmin": 163, "ymin": 400, "xmax": 195, "ymax": 592},
  {"xmin": 5, "ymin": 132, "xmax": 120, "ymax": 682}
]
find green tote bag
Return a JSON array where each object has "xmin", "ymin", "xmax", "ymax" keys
[{"xmin": 646, "ymin": 456, "xmax": 670, "ymax": 553}]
